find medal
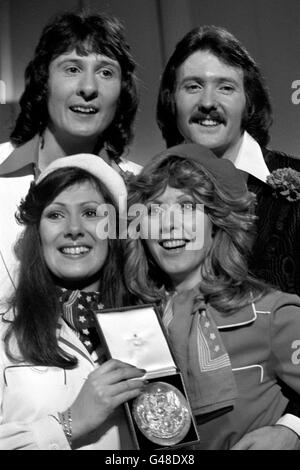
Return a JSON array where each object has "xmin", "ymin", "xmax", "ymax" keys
[{"xmin": 132, "ymin": 381, "xmax": 191, "ymax": 446}]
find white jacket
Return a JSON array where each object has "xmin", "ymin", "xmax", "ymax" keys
[
  {"xmin": 0, "ymin": 316, "xmax": 133, "ymax": 450},
  {"xmin": 0, "ymin": 140, "xmax": 142, "ymax": 305}
]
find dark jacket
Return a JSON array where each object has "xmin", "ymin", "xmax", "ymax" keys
[{"xmin": 248, "ymin": 148, "xmax": 300, "ymax": 296}]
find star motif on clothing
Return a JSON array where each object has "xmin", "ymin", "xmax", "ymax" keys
[
  {"xmin": 214, "ymin": 345, "xmax": 220, "ymax": 352},
  {"xmin": 210, "ymin": 333, "xmax": 216, "ymax": 340},
  {"xmin": 79, "ymin": 316, "xmax": 86, "ymax": 323},
  {"xmin": 82, "ymin": 329, "xmax": 89, "ymax": 335},
  {"xmin": 84, "ymin": 340, "xmax": 91, "ymax": 346},
  {"xmin": 204, "ymin": 321, "xmax": 210, "ymax": 328},
  {"xmin": 78, "ymin": 304, "xmax": 84, "ymax": 310},
  {"xmin": 86, "ymin": 296, "xmax": 91, "ymax": 302},
  {"xmin": 98, "ymin": 303, "xmax": 104, "ymax": 310}
]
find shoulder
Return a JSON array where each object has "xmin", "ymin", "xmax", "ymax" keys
[
  {"xmin": 0, "ymin": 141, "xmax": 14, "ymax": 165},
  {"xmin": 262, "ymin": 147, "xmax": 300, "ymax": 171},
  {"xmin": 119, "ymin": 157, "xmax": 143, "ymax": 175},
  {"xmin": 0, "ymin": 309, "xmax": 14, "ymax": 337},
  {"xmin": 255, "ymin": 289, "xmax": 300, "ymax": 316}
]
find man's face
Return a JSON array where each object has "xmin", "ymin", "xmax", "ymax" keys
[
  {"xmin": 47, "ymin": 50, "xmax": 122, "ymax": 144},
  {"xmin": 175, "ymin": 50, "xmax": 246, "ymax": 158}
]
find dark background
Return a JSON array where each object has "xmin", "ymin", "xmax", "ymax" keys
[{"xmin": 1, "ymin": 0, "xmax": 300, "ymax": 164}]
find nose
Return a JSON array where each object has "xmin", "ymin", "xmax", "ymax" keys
[
  {"xmin": 198, "ymin": 85, "xmax": 217, "ymax": 111},
  {"xmin": 64, "ymin": 214, "xmax": 85, "ymax": 240},
  {"xmin": 77, "ymin": 70, "xmax": 98, "ymax": 101},
  {"xmin": 160, "ymin": 206, "xmax": 183, "ymax": 236}
]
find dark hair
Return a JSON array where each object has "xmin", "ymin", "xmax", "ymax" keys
[
  {"xmin": 157, "ymin": 25, "xmax": 273, "ymax": 148},
  {"xmin": 10, "ymin": 11, "xmax": 138, "ymax": 160},
  {"xmin": 125, "ymin": 154, "xmax": 269, "ymax": 314},
  {"xmin": 4, "ymin": 167, "xmax": 130, "ymax": 367}
]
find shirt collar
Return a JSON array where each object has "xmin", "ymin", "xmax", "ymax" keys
[
  {"xmin": 0, "ymin": 135, "xmax": 40, "ymax": 178},
  {"xmin": 208, "ymin": 302, "xmax": 257, "ymax": 329},
  {"xmin": 224, "ymin": 131, "xmax": 270, "ymax": 183}
]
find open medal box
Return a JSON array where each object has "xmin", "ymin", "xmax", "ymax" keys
[{"xmin": 93, "ymin": 304, "xmax": 200, "ymax": 450}]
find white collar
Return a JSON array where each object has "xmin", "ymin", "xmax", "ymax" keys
[{"xmin": 224, "ymin": 131, "xmax": 270, "ymax": 183}]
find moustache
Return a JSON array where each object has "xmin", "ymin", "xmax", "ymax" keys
[{"xmin": 189, "ymin": 110, "xmax": 226, "ymax": 124}]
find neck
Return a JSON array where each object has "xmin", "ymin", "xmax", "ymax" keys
[
  {"xmin": 172, "ymin": 269, "xmax": 202, "ymax": 293},
  {"xmin": 214, "ymin": 132, "xmax": 244, "ymax": 160},
  {"xmin": 53, "ymin": 274, "xmax": 101, "ymax": 293},
  {"xmin": 38, "ymin": 127, "xmax": 100, "ymax": 171}
]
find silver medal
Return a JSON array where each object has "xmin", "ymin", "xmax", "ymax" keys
[{"xmin": 132, "ymin": 381, "xmax": 191, "ymax": 446}]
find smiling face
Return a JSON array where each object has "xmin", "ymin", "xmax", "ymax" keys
[
  {"xmin": 140, "ymin": 185, "xmax": 213, "ymax": 291},
  {"xmin": 47, "ymin": 50, "xmax": 122, "ymax": 147},
  {"xmin": 175, "ymin": 50, "xmax": 246, "ymax": 158},
  {"xmin": 39, "ymin": 180, "xmax": 108, "ymax": 291}
]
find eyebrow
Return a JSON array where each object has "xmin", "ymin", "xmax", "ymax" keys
[
  {"xmin": 54, "ymin": 57, "xmax": 120, "ymax": 69},
  {"xmin": 46, "ymin": 200, "xmax": 103, "ymax": 208},
  {"xmin": 178, "ymin": 75, "xmax": 242, "ymax": 87},
  {"xmin": 149, "ymin": 194, "xmax": 194, "ymax": 205}
]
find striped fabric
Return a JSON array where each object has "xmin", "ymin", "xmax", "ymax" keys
[{"xmin": 58, "ymin": 288, "xmax": 105, "ymax": 358}]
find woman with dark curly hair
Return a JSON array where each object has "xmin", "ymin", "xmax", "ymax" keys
[
  {"xmin": 124, "ymin": 143, "xmax": 300, "ymax": 450},
  {"xmin": 0, "ymin": 10, "xmax": 141, "ymax": 302}
]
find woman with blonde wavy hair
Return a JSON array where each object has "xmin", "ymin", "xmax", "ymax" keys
[{"xmin": 124, "ymin": 143, "xmax": 300, "ymax": 450}]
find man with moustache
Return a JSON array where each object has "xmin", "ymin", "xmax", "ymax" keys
[{"xmin": 156, "ymin": 25, "xmax": 300, "ymax": 450}]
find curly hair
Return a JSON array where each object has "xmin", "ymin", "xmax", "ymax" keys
[
  {"xmin": 4, "ymin": 167, "xmax": 131, "ymax": 367},
  {"xmin": 125, "ymin": 154, "xmax": 269, "ymax": 314},
  {"xmin": 10, "ymin": 11, "xmax": 138, "ymax": 160},
  {"xmin": 157, "ymin": 25, "xmax": 273, "ymax": 149}
]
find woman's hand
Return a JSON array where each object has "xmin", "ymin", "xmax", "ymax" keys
[{"xmin": 69, "ymin": 359, "xmax": 146, "ymax": 442}]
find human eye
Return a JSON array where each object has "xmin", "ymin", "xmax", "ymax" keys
[
  {"xmin": 44, "ymin": 210, "xmax": 64, "ymax": 220},
  {"xmin": 83, "ymin": 208, "xmax": 98, "ymax": 218},
  {"xmin": 64, "ymin": 64, "xmax": 81, "ymax": 75},
  {"xmin": 183, "ymin": 81, "xmax": 201, "ymax": 93},
  {"xmin": 219, "ymin": 83, "xmax": 235, "ymax": 94},
  {"xmin": 182, "ymin": 202, "xmax": 197, "ymax": 211},
  {"xmin": 99, "ymin": 67, "xmax": 115, "ymax": 79},
  {"xmin": 147, "ymin": 204, "xmax": 163, "ymax": 216}
]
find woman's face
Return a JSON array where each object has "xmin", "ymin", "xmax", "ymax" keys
[
  {"xmin": 39, "ymin": 180, "xmax": 108, "ymax": 291},
  {"xmin": 140, "ymin": 185, "xmax": 213, "ymax": 291}
]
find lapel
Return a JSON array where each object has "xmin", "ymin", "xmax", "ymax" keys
[
  {"xmin": 0, "ymin": 136, "xmax": 40, "ymax": 177},
  {"xmin": 207, "ymin": 302, "xmax": 257, "ymax": 330},
  {"xmin": 188, "ymin": 288, "xmax": 257, "ymax": 330}
]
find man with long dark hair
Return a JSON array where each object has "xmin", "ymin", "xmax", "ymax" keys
[
  {"xmin": 156, "ymin": 25, "xmax": 300, "ymax": 449},
  {"xmin": 0, "ymin": 10, "xmax": 140, "ymax": 301},
  {"xmin": 157, "ymin": 25, "xmax": 300, "ymax": 297}
]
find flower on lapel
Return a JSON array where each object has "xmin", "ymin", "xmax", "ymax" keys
[{"xmin": 266, "ymin": 167, "xmax": 300, "ymax": 202}]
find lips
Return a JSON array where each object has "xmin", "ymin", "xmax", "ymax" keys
[
  {"xmin": 159, "ymin": 239, "xmax": 188, "ymax": 250},
  {"xmin": 69, "ymin": 105, "xmax": 98, "ymax": 114},
  {"xmin": 190, "ymin": 111, "xmax": 225, "ymax": 126},
  {"xmin": 59, "ymin": 245, "xmax": 91, "ymax": 256}
]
